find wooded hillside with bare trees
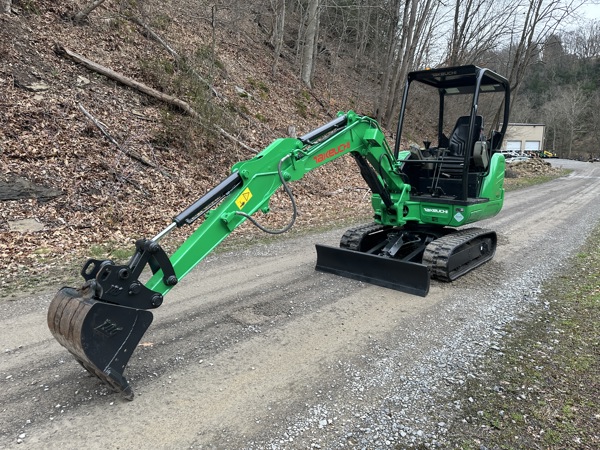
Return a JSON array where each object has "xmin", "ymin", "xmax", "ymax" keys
[
  {"xmin": 238, "ymin": 0, "xmax": 599, "ymax": 156},
  {"xmin": 0, "ymin": 0, "xmax": 599, "ymax": 289}
]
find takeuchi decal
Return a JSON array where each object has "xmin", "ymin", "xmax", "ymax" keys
[
  {"xmin": 423, "ymin": 207, "xmax": 448, "ymax": 214},
  {"xmin": 313, "ymin": 142, "xmax": 350, "ymax": 164}
]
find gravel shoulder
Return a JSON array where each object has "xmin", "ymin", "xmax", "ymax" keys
[{"xmin": 1, "ymin": 159, "xmax": 599, "ymax": 449}]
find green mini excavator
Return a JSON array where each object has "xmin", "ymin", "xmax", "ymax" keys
[{"xmin": 48, "ymin": 65, "xmax": 510, "ymax": 399}]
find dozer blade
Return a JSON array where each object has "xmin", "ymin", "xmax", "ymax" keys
[
  {"xmin": 315, "ymin": 244, "xmax": 430, "ymax": 297},
  {"xmin": 47, "ymin": 285, "xmax": 153, "ymax": 400}
]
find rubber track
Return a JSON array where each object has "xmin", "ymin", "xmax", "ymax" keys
[
  {"xmin": 340, "ymin": 222, "xmax": 386, "ymax": 250},
  {"xmin": 422, "ymin": 227, "xmax": 496, "ymax": 282}
]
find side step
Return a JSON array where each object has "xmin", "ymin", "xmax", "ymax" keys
[{"xmin": 315, "ymin": 244, "xmax": 430, "ymax": 297}]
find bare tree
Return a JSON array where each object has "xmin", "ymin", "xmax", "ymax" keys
[
  {"xmin": 503, "ymin": 0, "xmax": 586, "ymax": 114},
  {"xmin": 445, "ymin": 0, "xmax": 514, "ymax": 65},
  {"xmin": 542, "ymin": 84, "xmax": 590, "ymax": 157},
  {"xmin": 301, "ymin": 0, "xmax": 320, "ymax": 88},
  {"xmin": 270, "ymin": 0, "xmax": 286, "ymax": 76},
  {"xmin": 376, "ymin": 0, "xmax": 439, "ymax": 125},
  {"xmin": 588, "ymin": 91, "xmax": 600, "ymax": 160},
  {"xmin": 560, "ymin": 85, "xmax": 591, "ymax": 158},
  {"xmin": 562, "ymin": 19, "xmax": 600, "ymax": 58},
  {"xmin": 73, "ymin": 0, "xmax": 107, "ymax": 24}
]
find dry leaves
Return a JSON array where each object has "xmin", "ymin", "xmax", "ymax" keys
[{"xmin": 0, "ymin": 2, "xmax": 376, "ymax": 294}]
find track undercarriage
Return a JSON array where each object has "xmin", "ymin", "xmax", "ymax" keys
[{"xmin": 315, "ymin": 223, "xmax": 497, "ymax": 296}]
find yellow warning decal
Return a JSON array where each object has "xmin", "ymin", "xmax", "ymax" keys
[{"xmin": 235, "ymin": 187, "xmax": 252, "ymax": 209}]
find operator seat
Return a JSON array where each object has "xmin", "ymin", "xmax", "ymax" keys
[{"xmin": 448, "ymin": 115, "xmax": 483, "ymax": 157}]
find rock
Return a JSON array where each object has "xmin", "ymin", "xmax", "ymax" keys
[
  {"xmin": 24, "ymin": 81, "xmax": 50, "ymax": 92},
  {"xmin": 235, "ymin": 86, "xmax": 251, "ymax": 98},
  {"xmin": 508, "ymin": 158, "xmax": 561, "ymax": 178},
  {"xmin": 13, "ymin": 72, "xmax": 50, "ymax": 92},
  {"xmin": 0, "ymin": 174, "xmax": 63, "ymax": 201},
  {"xmin": 76, "ymin": 75, "xmax": 90, "ymax": 87}
]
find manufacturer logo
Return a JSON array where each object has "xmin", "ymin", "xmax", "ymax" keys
[
  {"xmin": 95, "ymin": 319, "xmax": 123, "ymax": 337},
  {"xmin": 313, "ymin": 141, "xmax": 350, "ymax": 164},
  {"xmin": 423, "ymin": 207, "xmax": 448, "ymax": 214}
]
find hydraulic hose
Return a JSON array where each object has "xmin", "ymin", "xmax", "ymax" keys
[{"xmin": 234, "ymin": 154, "xmax": 297, "ymax": 234}]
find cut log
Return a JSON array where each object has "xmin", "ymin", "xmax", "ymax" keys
[{"xmin": 54, "ymin": 43, "xmax": 257, "ymax": 153}]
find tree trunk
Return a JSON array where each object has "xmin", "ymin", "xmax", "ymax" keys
[
  {"xmin": 383, "ymin": 0, "xmax": 419, "ymax": 124},
  {"xmin": 73, "ymin": 0, "xmax": 107, "ymax": 24},
  {"xmin": 270, "ymin": 0, "xmax": 286, "ymax": 77},
  {"xmin": 2, "ymin": 0, "xmax": 11, "ymax": 14},
  {"xmin": 505, "ymin": 0, "xmax": 570, "ymax": 118},
  {"xmin": 309, "ymin": 10, "xmax": 320, "ymax": 83},
  {"xmin": 375, "ymin": 0, "xmax": 401, "ymax": 123},
  {"xmin": 301, "ymin": 0, "xmax": 319, "ymax": 88}
]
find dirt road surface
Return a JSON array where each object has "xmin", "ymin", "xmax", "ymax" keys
[{"xmin": 1, "ymin": 159, "xmax": 599, "ymax": 449}]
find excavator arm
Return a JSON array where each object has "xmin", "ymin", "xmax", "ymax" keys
[{"xmin": 48, "ymin": 111, "xmax": 412, "ymax": 399}]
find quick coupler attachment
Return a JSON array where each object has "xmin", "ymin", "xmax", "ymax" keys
[
  {"xmin": 80, "ymin": 239, "xmax": 177, "ymax": 309},
  {"xmin": 48, "ymin": 285, "xmax": 153, "ymax": 400}
]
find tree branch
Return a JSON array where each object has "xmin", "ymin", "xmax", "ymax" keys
[
  {"xmin": 73, "ymin": 0, "xmax": 107, "ymax": 24},
  {"xmin": 77, "ymin": 103, "xmax": 171, "ymax": 178}
]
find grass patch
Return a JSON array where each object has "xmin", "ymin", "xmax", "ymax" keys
[
  {"xmin": 504, "ymin": 169, "xmax": 571, "ymax": 191},
  {"xmin": 446, "ymin": 223, "xmax": 600, "ymax": 448},
  {"xmin": 89, "ymin": 242, "xmax": 135, "ymax": 262}
]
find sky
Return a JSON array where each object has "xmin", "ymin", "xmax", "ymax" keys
[{"xmin": 578, "ymin": 1, "xmax": 600, "ymax": 20}]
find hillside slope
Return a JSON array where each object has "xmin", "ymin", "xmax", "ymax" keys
[{"xmin": 0, "ymin": 1, "xmax": 378, "ymax": 293}]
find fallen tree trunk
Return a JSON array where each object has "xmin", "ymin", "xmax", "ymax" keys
[
  {"xmin": 54, "ymin": 44, "xmax": 197, "ymax": 115},
  {"xmin": 54, "ymin": 43, "xmax": 257, "ymax": 153}
]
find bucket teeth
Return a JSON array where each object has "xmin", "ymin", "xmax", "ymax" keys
[{"xmin": 47, "ymin": 286, "xmax": 153, "ymax": 400}]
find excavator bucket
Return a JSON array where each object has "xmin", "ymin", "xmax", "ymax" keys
[
  {"xmin": 47, "ymin": 285, "xmax": 153, "ymax": 400},
  {"xmin": 315, "ymin": 244, "xmax": 430, "ymax": 297}
]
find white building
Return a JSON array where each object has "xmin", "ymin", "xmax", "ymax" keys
[{"xmin": 502, "ymin": 123, "xmax": 546, "ymax": 154}]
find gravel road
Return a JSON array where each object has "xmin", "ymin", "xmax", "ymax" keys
[{"xmin": 1, "ymin": 159, "xmax": 599, "ymax": 449}]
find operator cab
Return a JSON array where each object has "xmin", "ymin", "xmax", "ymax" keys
[{"xmin": 394, "ymin": 65, "xmax": 510, "ymax": 204}]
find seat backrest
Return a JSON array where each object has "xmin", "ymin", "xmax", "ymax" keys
[{"xmin": 448, "ymin": 115, "xmax": 483, "ymax": 157}]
